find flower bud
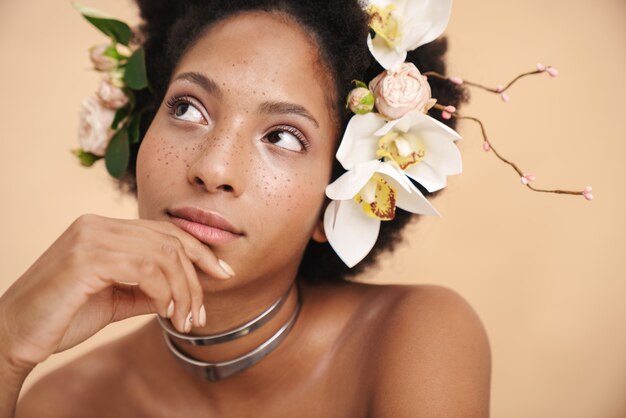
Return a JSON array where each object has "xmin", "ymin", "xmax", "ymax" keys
[
  {"xmin": 97, "ymin": 75, "xmax": 129, "ymax": 109},
  {"xmin": 347, "ymin": 87, "xmax": 375, "ymax": 115},
  {"xmin": 89, "ymin": 43, "xmax": 119, "ymax": 72}
]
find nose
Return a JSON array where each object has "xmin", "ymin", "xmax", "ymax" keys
[{"xmin": 186, "ymin": 124, "xmax": 248, "ymax": 197}]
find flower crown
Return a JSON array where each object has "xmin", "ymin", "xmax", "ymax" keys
[
  {"xmin": 73, "ymin": 3, "xmax": 149, "ymax": 178},
  {"xmin": 74, "ymin": 1, "xmax": 593, "ymax": 268}
]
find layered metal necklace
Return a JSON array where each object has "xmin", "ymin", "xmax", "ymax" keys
[{"xmin": 157, "ymin": 282, "xmax": 301, "ymax": 381}]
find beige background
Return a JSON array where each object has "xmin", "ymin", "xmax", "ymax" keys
[{"xmin": 1, "ymin": 0, "xmax": 624, "ymax": 417}]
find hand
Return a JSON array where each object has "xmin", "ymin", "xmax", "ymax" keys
[{"xmin": 0, "ymin": 214, "xmax": 233, "ymax": 372}]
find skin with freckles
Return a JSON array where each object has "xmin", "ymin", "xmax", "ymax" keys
[{"xmin": 13, "ymin": 11, "xmax": 491, "ymax": 418}]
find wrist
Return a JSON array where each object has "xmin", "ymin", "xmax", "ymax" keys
[
  {"xmin": 0, "ymin": 347, "xmax": 33, "ymax": 418},
  {"xmin": 0, "ymin": 316, "xmax": 35, "ymax": 383}
]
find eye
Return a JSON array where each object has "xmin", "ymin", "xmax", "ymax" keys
[
  {"xmin": 165, "ymin": 96, "xmax": 207, "ymax": 125},
  {"xmin": 265, "ymin": 127, "xmax": 309, "ymax": 152}
]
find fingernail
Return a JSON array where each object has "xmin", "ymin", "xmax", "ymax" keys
[
  {"xmin": 199, "ymin": 305, "xmax": 206, "ymax": 327},
  {"xmin": 218, "ymin": 259, "xmax": 235, "ymax": 277},
  {"xmin": 185, "ymin": 311, "xmax": 193, "ymax": 333},
  {"xmin": 167, "ymin": 300, "xmax": 175, "ymax": 318}
]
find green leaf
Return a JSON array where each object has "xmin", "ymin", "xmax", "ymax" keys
[
  {"xmin": 353, "ymin": 80, "xmax": 368, "ymax": 89},
  {"xmin": 111, "ymin": 107, "xmax": 129, "ymax": 130},
  {"xmin": 105, "ymin": 127, "xmax": 130, "ymax": 178},
  {"xmin": 72, "ymin": 149, "xmax": 101, "ymax": 167},
  {"xmin": 123, "ymin": 47, "xmax": 148, "ymax": 90},
  {"xmin": 73, "ymin": 3, "xmax": 132, "ymax": 46},
  {"xmin": 128, "ymin": 113, "xmax": 142, "ymax": 144},
  {"xmin": 102, "ymin": 45, "xmax": 124, "ymax": 61}
]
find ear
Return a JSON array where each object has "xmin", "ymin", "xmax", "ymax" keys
[{"xmin": 311, "ymin": 218, "xmax": 327, "ymax": 243}]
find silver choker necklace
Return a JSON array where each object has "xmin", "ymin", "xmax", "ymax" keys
[
  {"xmin": 157, "ymin": 282, "xmax": 294, "ymax": 345},
  {"xmin": 158, "ymin": 282, "xmax": 301, "ymax": 381}
]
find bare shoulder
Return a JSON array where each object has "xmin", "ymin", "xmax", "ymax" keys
[
  {"xmin": 363, "ymin": 283, "xmax": 492, "ymax": 418},
  {"xmin": 16, "ymin": 339, "xmax": 126, "ymax": 418}
]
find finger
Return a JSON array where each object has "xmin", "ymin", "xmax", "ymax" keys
[
  {"xmin": 88, "ymin": 244, "xmax": 191, "ymax": 333},
  {"xmin": 174, "ymin": 241, "xmax": 206, "ymax": 329},
  {"xmin": 108, "ymin": 283, "xmax": 154, "ymax": 322},
  {"xmin": 114, "ymin": 218, "xmax": 235, "ymax": 280},
  {"xmin": 87, "ymin": 249, "xmax": 172, "ymax": 320},
  {"xmin": 145, "ymin": 236, "xmax": 194, "ymax": 333},
  {"xmin": 158, "ymin": 221, "xmax": 236, "ymax": 280},
  {"xmin": 90, "ymin": 226, "xmax": 201, "ymax": 332}
]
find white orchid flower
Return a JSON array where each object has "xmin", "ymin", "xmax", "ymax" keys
[
  {"xmin": 366, "ymin": 0, "xmax": 453, "ymax": 69},
  {"xmin": 337, "ymin": 110, "xmax": 462, "ymax": 193},
  {"xmin": 324, "ymin": 159, "xmax": 439, "ymax": 267}
]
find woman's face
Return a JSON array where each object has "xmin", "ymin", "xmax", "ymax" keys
[{"xmin": 136, "ymin": 12, "xmax": 338, "ymax": 287}]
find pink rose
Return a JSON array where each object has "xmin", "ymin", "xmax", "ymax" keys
[
  {"xmin": 78, "ymin": 96, "xmax": 116, "ymax": 157},
  {"xmin": 96, "ymin": 75, "xmax": 129, "ymax": 109},
  {"xmin": 369, "ymin": 62, "xmax": 437, "ymax": 120},
  {"xmin": 89, "ymin": 44, "xmax": 118, "ymax": 72}
]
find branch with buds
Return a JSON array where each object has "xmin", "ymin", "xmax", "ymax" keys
[
  {"xmin": 429, "ymin": 66, "xmax": 594, "ymax": 201},
  {"xmin": 425, "ymin": 63, "xmax": 558, "ymax": 102}
]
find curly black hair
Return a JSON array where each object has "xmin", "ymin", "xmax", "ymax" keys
[{"xmin": 124, "ymin": 0, "xmax": 467, "ymax": 283}]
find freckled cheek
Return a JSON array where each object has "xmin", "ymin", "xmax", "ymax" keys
[
  {"xmin": 250, "ymin": 165, "xmax": 327, "ymax": 223},
  {"xmin": 137, "ymin": 135, "xmax": 195, "ymax": 196}
]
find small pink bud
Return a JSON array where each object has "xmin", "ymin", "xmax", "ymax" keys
[
  {"xmin": 520, "ymin": 173, "xmax": 535, "ymax": 185},
  {"xmin": 442, "ymin": 111, "xmax": 452, "ymax": 120},
  {"xmin": 482, "ymin": 142, "xmax": 491, "ymax": 152},
  {"xmin": 449, "ymin": 76, "xmax": 464, "ymax": 85},
  {"xmin": 501, "ymin": 92, "xmax": 510, "ymax": 102},
  {"xmin": 536, "ymin": 63, "xmax": 546, "ymax": 72},
  {"xmin": 444, "ymin": 105, "xmax": 456, "ymax": 113},
  {"xmin": 495, "ymin": 85, "xmax": 504, "ymax": 93},
  {"xmin": 583, "ymin": 186, "xmax": 593, "ymax": 193},
  {"xmin": 583, "ymin": 192, "xmax": 594, "ymax": 201},
  {"xmin": 546, "ymin": 67, "xmax": 559, "ymax": 77}
]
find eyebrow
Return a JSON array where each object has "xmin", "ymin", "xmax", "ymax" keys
[
  {"xmin": 259, "ymin": 101, "xmax": 320, "ymax": 128},
  {"xmin": 173, "ymin": 72, "xmax": 223, "ymax": 99},
  {"xmin": 173, "ymin": 72, "xmax": 319, "ymax": 128}
]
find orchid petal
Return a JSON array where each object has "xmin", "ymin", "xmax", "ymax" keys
[
  {"xmin": 326, "ymin": 160, "xmax": 382, "ymax": 200},
  {"xmin": 420, "ymin": 133, "xmax": 462, "ymax": 176},
  {"xmin": 404, "ymin": 162, "xmax": 448, "ymax": 192},
  {"xmin": 402, "ymin": 0, "xmax": 453, "ymax": 51},
  {"xmin": 415, "ymin": 112, "xmax": 462, "ymax": 141},
  {"xmin": 394, "ymin": 179, "xmax": 440, "ymax": 216},
  {"xmin": 376, "ymin": 162, "xmax": 440, "ymax": 216},
  {"xmin": 399, "ymin": 21, "xmax": 432, "ymax": 51},
  {"xmin": 375, "ymin": 161, "xmax": 414, "ymax": 192},
  {"xmin": 367, "ymin": 33, "xmax": 407, "ymax": 70},
  {"xmin": 336, "ymin": 113, "xmax": 386, "ymax": 170},
  {"xmin": 323, "ymin": 199, "xmax": 381, "ymax": 268}
]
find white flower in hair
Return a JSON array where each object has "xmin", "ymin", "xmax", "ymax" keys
[
  {"xmin": 324, "ymin": 159, "xmax": 439, "ymax": 268},
  {"xmin": 366, "ymin": 0, "xmax": 453, "ymax": 69},
  {"xmin": 337, "ymin": 111, "xmax": 462, "ymax": 193}
]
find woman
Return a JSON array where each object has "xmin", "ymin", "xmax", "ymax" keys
[{"xmin": 0, "ymin": 1, "xmax": 491, "ymax": 416}]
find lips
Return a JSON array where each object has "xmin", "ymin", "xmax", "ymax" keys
[{"xmin": 167, "ymin": 207, "xmax": 243, "ymax": 246}]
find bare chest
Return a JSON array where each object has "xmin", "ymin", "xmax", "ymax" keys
[{"xmin": 105, "ymin": 348, "xmax": 372, "ymax": 418}]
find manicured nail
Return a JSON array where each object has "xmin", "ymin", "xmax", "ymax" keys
[
  {"xmin": 199, "ymin": 305, "xmax": 206, "ymax": 327},
  {"xmin": 218, "ymin": 259, "xmax": 235, "ymax": 277},
  {"xmin": 185, "ymin": 311, "xmax": 193, "ymax": 333},
  {"xmin": 167, "ymin": 300, "xmax": 175, "ymax": 318}
]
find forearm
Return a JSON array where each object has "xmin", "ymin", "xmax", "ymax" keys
[
  {"xmin": 0, "ymin": 358, "xmax": 32, "ymax": 418},
  {"xmin": 0, "ymin": 293, "xmax": 28, "ymax": 416}
]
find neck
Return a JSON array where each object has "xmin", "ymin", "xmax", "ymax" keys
[{"xmin": 166, "ymin": 271, "xmax": 301, "ymax": 365}]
